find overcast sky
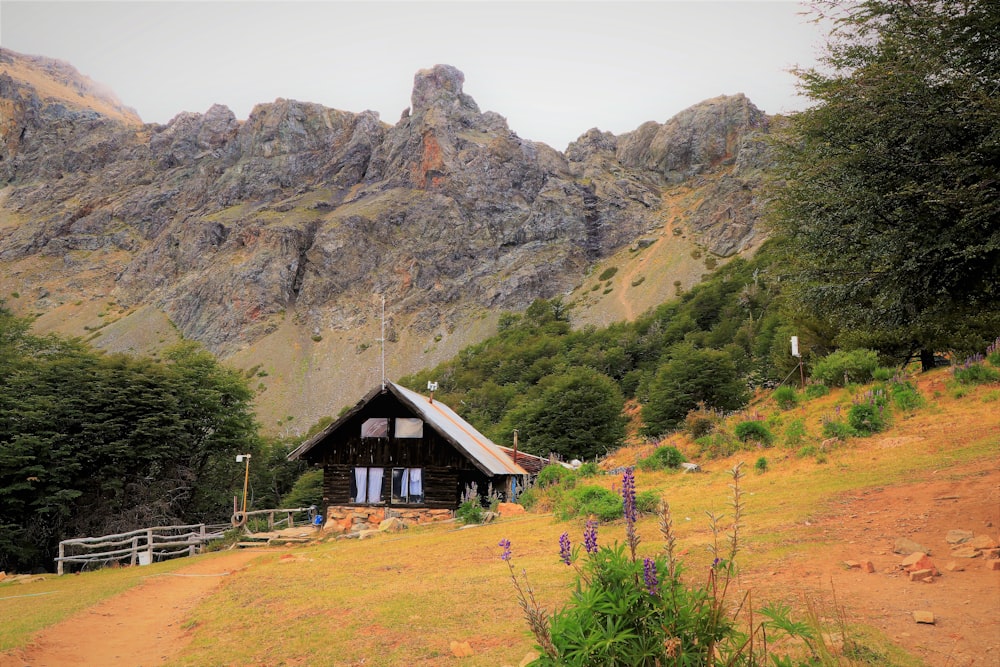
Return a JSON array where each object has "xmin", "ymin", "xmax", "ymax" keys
[{"xmin": 1, "ymin": 1, "xmax": 826, "ymax": 150}]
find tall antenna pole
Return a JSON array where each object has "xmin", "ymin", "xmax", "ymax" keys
[{"xmin": 380, "ymin": 294, "xmax": 386, "ymax": 391}]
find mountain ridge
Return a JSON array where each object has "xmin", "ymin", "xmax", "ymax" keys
[{"xmin": 0, "ymin": 49, "xmax": 773, "ymax": 431}]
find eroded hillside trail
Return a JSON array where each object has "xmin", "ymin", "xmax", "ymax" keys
[{"xmin": 0, "ymin": 549, "xmax": 264, "ymax": 667}]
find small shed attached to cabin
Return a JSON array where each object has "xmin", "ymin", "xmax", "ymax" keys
[{"xmin": 288, "ymin": 381, "xmax": 528, "ymax": 527}]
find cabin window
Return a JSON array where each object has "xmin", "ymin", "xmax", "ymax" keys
[
  {"xmin": 361, "ymin": 418, "xmax": 389, "ymax": 438},
  {"xmin": 394, "ymin": 418, "xmax": 423, "ymax": 438},
  {"xmin": 391, "ymin": 468, "xmax": 424, "ymax": 504},
  {"xmin": 351, "ymin": 467, "xmax": 384, "ymax": 504}
]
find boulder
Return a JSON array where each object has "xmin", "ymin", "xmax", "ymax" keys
[
  {"xmin": 894, "ymin": 537, "xmax": 930, "ymax": 555},
  {"xmin": 497, "ymin": 502, "xmax": 526, "ymax": 517}
]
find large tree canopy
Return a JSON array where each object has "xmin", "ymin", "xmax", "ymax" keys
[
  {"xmin": 771, "ymin": 0, "xmax": 1000, "ymax": 367},
  {"xmin": 0, "ymin": 308, "xmax": 261, "ymax": 572}
]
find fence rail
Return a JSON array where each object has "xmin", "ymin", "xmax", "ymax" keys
[
  {"xmin": 55, "ymin": 523, "xmax": 225, "ymax": 575},
  {"xmin": 231, "ymin": 507, "xmax": 314, "ymax": 531}
]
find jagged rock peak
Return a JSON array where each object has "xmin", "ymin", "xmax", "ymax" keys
[{"xmin": 411, "ymin": 64, "xmax": 480, "ymax": 114}]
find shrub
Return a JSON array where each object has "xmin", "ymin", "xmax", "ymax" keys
[
  {"xmin": 597, "ymin": 266, "xmax": 618, "ymax": 281},
  {"xmin": 890, "ymin": 380, "xmax": 924, "ymax": 411},
  {"xmin": 517, "ymin": 487, "xmax": 539, "ymax": 510},
  {"xmin": 822, "ymin": 418, "xmax": 854, "ymax": 440},
  {"xmin": 695, "ymin": 431, "xmax": 739, "ymax": 459},
  {"xmin": 279, "ymin": 468, "xmax": 324, "ymax": 509},
  {"xmin": 683, "ymin": 404, "xmax": 721, "ymax": 438},
  {"xmin": 755, "ymin": 456, "xmax": 769, "ymax": 473},
  {"xmin": 456, "ymin": 499, "xmax": 485, "ymax": 525},
  {"xmin": 575, "ymin": 462, "xmax": 599, "ymax": 477},
  {"xmin": 635, "ymin": 490, "xmax": 660, "ymax": 514},
  {"xmin": 952, "ymin": 361, "xmax": 1000, "ymax": 385},
  {"xmin": 811, "ymin": 348, "xmax": 880, "ymax": 386},
  {"xmin": 536, "ymin": 464, "xmax": 576, "ymax": 489},
  {"xmin": 797, "ymin": 445, "xmax": 817, "ymax": 458},
  {"xmin": 499, "ymin": 466, "xmax": 819, "ymax": 666},
  {"xmin": 988, "ymin": 337, "xmax": 1000, "ymax": 367},
  {"xmin": 848, "ymin": 403, "xmax": 887, "ymax": 436},
  {"xmin": 872, "ymin": 366, "xmax": 894, "ymax": 382},
  {"xmin": 783, "ymin": 418, "xmax": 808, "ymax": 446},
  {"xmin": 804, "ymin": 383, "xmax": 830, "ymax": 399},
  {"xmin": 557, "ymin": 485, "xmax": 622, "ymax": 521},
  {"xmin": 734, "ymin": 420, "xmax": 774, "ymax": 446},
  {"xmin": 773, "ymin": 385, "xmax": 798, "ymax": 410},
  {"xmin": 637, "ymin": 445, "xmax": 686, "ymax": 471}
]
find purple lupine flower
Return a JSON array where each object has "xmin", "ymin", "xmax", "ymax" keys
[
  {"xmin": 583, "ymin": 519, "xmax": 599, "ymax": 555},
  {"xmin": 621, "ymin": 467, "xmax": 637, "ymax": 524},
  {"xmin": 559, "ymin": 532, "xmax": 572, "ymax": 565},
  {"xmin": 643, "ymin": 557, "xmax": 659, "ymax": 595},
  {"xmin": 499, "ymin": 538, "xmax": 512, "ymax": 561}
]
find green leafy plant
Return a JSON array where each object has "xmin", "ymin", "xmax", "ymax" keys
[
  {"xmin": 889, "ymin": 379, "xmax": 924, "ymax": 412},
  {"xmin": 637, "ymin": 445, "xmax": 687, "ymax": 471},
  {"xmin": 952, "ymin": 357, "xmax": 1000, "ymax": 385},
  {"xmin": 557, "ymin": 486, "xmax": 622, "ymax": 521},
  {"xmin": 597, "ymin": 266, "xmax": 618, "ymax": 281},
  {"xmin": 821, "ymin": 417, "xmax": 854, "ymax": 441},
  {"xmin": 804, "ymin": 383, "xmax": 830, "ymax": 399},
  {"xmin": 783, "ymin": 418, "xmax": 808, "ymax": 446},
  {"xmin": 773, "ymin": 385, "xmax": 798, "ymax": 410},
  {"xmin": 847, "ymin": 402, "xmax": 887, "ymax": 436},
  {"xmin": 499, "ymin": 465, "xmax": 819, "ymax": 666},
  {"xmin": 536, "ymin": 464, "xmax": 576, "ymax": 489},
  {"xmin": 811, "ymin": 349, "xmax": 880, "ymax": 387},
  {"xmin": 755, "ymin": 456, "xmax": 769, "ymax": 474},
  {"xmin": 734, "ymin": 420, "xmax": 774, "ymax": 446}
]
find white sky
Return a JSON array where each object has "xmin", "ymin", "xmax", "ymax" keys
[{"xmin": 0, "ymin": 0, "xmax": 825, "ymax": 150}]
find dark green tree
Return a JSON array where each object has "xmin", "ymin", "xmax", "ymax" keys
[
  {"xmin": 641, "ymin": 343, "xmax": 748, "ymax": 435},
  {"xmin": 771, "ymin": 0, "xmax": 1000, "ymax": 369},
  {"xmin": 503, "ymin": 367, "xmax": 625, "ymax": 461}
]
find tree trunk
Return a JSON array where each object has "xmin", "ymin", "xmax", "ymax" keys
[{"xmin": 920, "ymin": 349, "xmax": 935, "ymax": 372}]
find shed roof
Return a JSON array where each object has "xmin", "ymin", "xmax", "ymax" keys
[{"xmin": 288, "ymin": 381, "xmax": 527, "ymax": 477}]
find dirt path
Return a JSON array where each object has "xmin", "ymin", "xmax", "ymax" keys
[{"xmin": 0, "ymin": 549, "xmax": 264, "ymax": 667}]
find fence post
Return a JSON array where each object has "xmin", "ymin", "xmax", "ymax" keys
[
  {"xmin": 268, "ymin": 511, "xmax": 275, "ymax": 530},
  {"xmin": 130, "ymin": 535, "xmax": 139, "ymax": 566},
  {"xmin": 57, "ymin": 541, "xmax": 65, "ymax": 576},
  {"xmin": 146, "ymin": 528, "xmax": 154, "ymax": 565}
]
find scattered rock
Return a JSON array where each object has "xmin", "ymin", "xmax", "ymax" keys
[
  {"xmin": 844, "ymin": 560, "xmax": 861, "ymax": 569},
  {"xmin": 913, "ymin": 611, "xmax": 935, "ymax": 624},
  {"xmin": 902, "ymin": 553, "xmax": 940, "ymax": 576},
  {"xmin": 969, "ymin": 535, "xmax": 997, "ymax": 550},
  {"xmin": 680, "ymin": 462, "xmax": 702, "ymax": 473},
  {"xmin": 357, "ymin": 529, "xmax": 381, "ymax": 540},
  {"xmin": 990, "ymin": 560, "xmax": 1000, "ymax": 571},
  {"xmin": 909, "ymin": 569, "xmax": 934, "ymax": 582},
  {"xmin": 944, "ymin": 561, "xmax": 965, "ymax": 572},
  {"xmin": 894, "ymin": 537, "xmax": 930, "ymax": 555},
  {"xmin": 450, "ymin": 640, "xmax": 474, "ymax": 657},
  {"xmin": 951, "ymin": 546, "xmax": 981, "ymax": 559},
  {"xmin": 863, "ymin": 560, "xmax": 876, "ymax": 573},
  {"xmin": 945, "ymin": 529, "xmax": 974, "ymax": 545}
]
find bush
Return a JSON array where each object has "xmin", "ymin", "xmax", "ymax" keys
[
  {"xmin": 557, "ymin": 485, "xmax": 623, "ymax": 521},
  {"xmin": 517, "ymin": 487, "xmax": 539, "ymax": 510},
  {"xmin": 952, "ymin": 361, "xmax": 1000, "ymax": 385},
  {"xmin": 537, "ymin": 464, "xmax": 576, "ymax": 489},
  {"xmin": 822, "ymin": 418, "xmax": 854, "ymax": 440},
  {"xmin": 683, "ymin": 404, "xmax": 722, "ymax": 438},
  {"xmin": 456, "ymin": 499, "xmax": 485, "ymax": 525},
  {"xmin": 734, "ymin": 420, "xmax": 774, "ymax": 446},
  {"xmin": 637, "ymin": 445, "xmax": 687, "ymax": 471},
  {"xmin": 889, "ymin": 380, "xmax": 924, "ymax": 411},
  {"xmin": 988, "ymin": 337, "xmax": 1000, "ymax": 367},
  {"xmin": 279, "ymin": 468, "xmax": 324, "ymax": 509},
  {"xmin": 755, "ymin": 456, "xmax": 769, "ymax": 473},
  {"xmin": 848, "ymin": 403, "xmax": 887, "ymax": 436},
  {"xmin": 804, "ymin": 383, "xmax": 830, "ymax": 399},
  {"xmin": 695, "ymin": 431, "xmax": 739, "ymax": 459},
  {"xmin": 872, "ymin": 366, "xmax": 894, "ymax": 382},
  {"xmin": 811, "ymin": 348, "xmax": 880, "ymax": 386},
  {"xmin": 635, "ymin": 490, "xmax": 660, "ymax": 514},
  {"xmin": 773, "ymin": 385, "xmax": 798, "ymax": 410},
  {"xmin": 575, "ymin": 462, "xmax": 599, "ymax": 477},
  {"xmin": 783, "ymin": 418, "xmax": 808, "ymax": 446}
]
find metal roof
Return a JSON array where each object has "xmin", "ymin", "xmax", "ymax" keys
[{"xmin": 288, "ymin": 381, "xmax": 527, "ymax": 477}]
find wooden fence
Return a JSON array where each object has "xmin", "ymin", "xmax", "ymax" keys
[
  {"xmin": 232, "ymin": 507, "xmax": 314, "ymax": 530},
  {"xmin": 55, "ymin": 523, "xmax": 228, "ymax": 575}
]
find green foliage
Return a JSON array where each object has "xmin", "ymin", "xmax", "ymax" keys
[
  {"xmin": 683, "ymin": 404, "xmax": 722, "ymax": 438},
  {"xmin": 575, "ymin": 462, "xmax": 599, "ymax": 477},
  {"xmin": 557, "ymin": 486, "xmax": 622, "ymax": 521},
  {"xmin": 695, "ymin": 431, "xmax": 739, "ymax": 459},
  {"xmin": 952, "ymin": 361, "xmax": 1000, "ymax": 385},
  {"xmin": 872, "ymin": 367, "xmax": 893, "ymax": 382},
  {"xmin": 456, "ymin": 499, "xmax": 485, "ymax": 525},
  {"xmin": 0, "ymin": 310, "xmax": 260, "ymax": 572},
  {"xmin": 504, "ymin": 466, "xmax": 819, "ymax": 666},
  {"xmin": 783, "ymin": 418, "xmax": 808, "ymax": 446},
  {"xmin": 772, "ymin": 385, "xmax": 798, "ymax": 410},
  {"xmin": 733, "ymin": 420, "xmax": 774, "ymax": 446},
  {"xmin": 821, "ymin": 418, "xmax": 854, "ymax": 441},
  {"xmin": 597, "ymin": 266, "xmax": 618, "ymax": 281},
  {"xmin": 771, "ymin": 1, "xmax": 1000, "ymax": 367},
  {"xmin": 279, "ymin": 468, "xmax": 323, "ymax": 509},
  {"xmin": 803, "ymin": 383, "xmax": 830, "ymax": 399},
  {"xmin": 811, "ymin": 349, "xmax": 879, "ymax": 387},
  {"xmin": 889, "ymin": 380, "xmax": 925, "ymax": 412},
  {"xmin": 641, "ymin": 343, "xmax": 749, "ymax": 435},
  {"xmin": 755, "ymin": 456, "xmax": 769, "ymax": 474},
  {"xmin": 536, "ymin": 464, "xmax": 576, "ymax": 489},
  {"xmin": 636, "ymin": 445, "xmax": 686, "ymax": 471}
]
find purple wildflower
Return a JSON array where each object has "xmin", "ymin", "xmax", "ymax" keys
[
  {"xmin": 499, "ymin": 538, "xmax": 512, "ymax": 561},
  {"xmin": 583, "ymin": 519, "xmax": 599, "ymax": 555},
  {"xmin": 559, "ymin": 532, "xmax": 572, "ymax": 565},
  {"xmin": 621, "ymin": 467, "xmax": 637, "ymax": 524},
  {"xmin": 643, "ymin": 557, "xmax": 659, "ymax": 595}
]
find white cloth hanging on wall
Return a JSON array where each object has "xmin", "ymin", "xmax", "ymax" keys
[
  {"xmin": 366, "ymin": 467, "xmax": 383, "ymax": 504},
  {"xmin": 354, "ymin": 467, "xmax": 368, "ymax": 503},
  {"xmin": 408, "ymin": 468, "xmax": 423, "ymax": 497}
]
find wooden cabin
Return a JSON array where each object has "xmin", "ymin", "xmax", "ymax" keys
[{"xmin": 288, "ymin": 381, "xmax": 528, "ymax": 520}]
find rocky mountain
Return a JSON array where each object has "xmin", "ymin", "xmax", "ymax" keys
[{"xmin": 0, "ymin": 48, "xmax": 773, "ymax": 432}]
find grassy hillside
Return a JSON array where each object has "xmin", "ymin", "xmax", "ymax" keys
[{"xmin": 3, "ymin": 368, "xmax": 997, "ymax": 666}]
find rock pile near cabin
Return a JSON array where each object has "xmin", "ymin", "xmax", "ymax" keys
[{"xmin": 0, "ymin": 49, "xmax": 772, "ymax": 356}]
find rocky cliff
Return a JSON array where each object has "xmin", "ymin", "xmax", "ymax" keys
[{"xmin": 0, "ymin": 49, "xmax": 772, "ymax": 430}]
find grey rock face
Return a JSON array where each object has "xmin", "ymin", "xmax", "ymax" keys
[{"xmin": 0, "ymin": 52, "xmax": 773, "ymax": 354}]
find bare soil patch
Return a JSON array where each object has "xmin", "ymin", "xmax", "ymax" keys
[{"xmin": 0, "ymin": 550, "xmax": 263, "ymax": 667}]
